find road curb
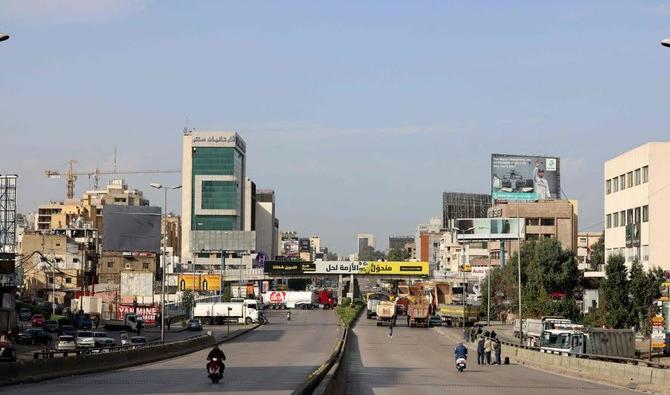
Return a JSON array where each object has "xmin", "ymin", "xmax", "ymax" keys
[{"xmin": 0, "ymin": 323, "xmax": 262, "ymax": 388}]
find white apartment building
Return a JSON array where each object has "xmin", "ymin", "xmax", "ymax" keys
[{"xmin": 604, "ymin": 142, "xmax": 670, "ymax": 271}]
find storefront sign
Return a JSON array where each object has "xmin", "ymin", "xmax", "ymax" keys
[
  {"xmin": 652, "ymin": 316, "xmax": 666, "ymax": 349},
  {"xmin": 117, "ymin": 304, "xmax": 157, "ymax": 325}
]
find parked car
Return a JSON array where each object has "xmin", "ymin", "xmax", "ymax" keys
[
  {"xmin": 59, "ymin": 325, "xmax": 77, "ymax": 337},
  {"xmin": 74, "ymin": 314, "xmax": 93, "ymax": 330},
  {"xmin": 16, "ymin": 328, "xmax": 50, "ymax": 345},
  {"xmin": 129, "ymin": 336, "xmax": 147, "ymax": 347},
  {"xmin": 92, "ymin": 332, "xmax": 115, "ymax": 348},
  {"xmin": 55, "ymin": 335, "xmax": 77, "ymax": 352},
  {"xmin": 428, "ymin": 315, "xmax": 442, "ymax": 327},
  {"xmin": 75, "ymin": 331, "xmax": 95, "ymax": 349},
  {"xmin": 19, "ymin": 308, "xmax": 32, "ymax": 321},
  {"xmin": 31, "ymin": 314, "xmax": 46, "ymax": 327},
  {"xmin": 187, "ymin": 319, "xmax": 203, "ymax": 331},
  {"xmin": 44, "ymin": 320, "xmax": 59, "ymax": 333},
  {"xmin": 0, "ymin": 341, "xmax": 16, "ymax": 362}
]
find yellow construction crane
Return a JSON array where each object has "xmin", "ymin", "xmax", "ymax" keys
[{"xmin": 45, "ymin": 160, "xmax": 181, "ymax": 199}]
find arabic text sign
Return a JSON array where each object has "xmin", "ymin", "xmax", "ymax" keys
[{"xmin": 360, "ymin": 262, "xmax": 429, "ymax": 275}]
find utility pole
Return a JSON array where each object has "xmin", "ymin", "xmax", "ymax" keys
[{"xmin": 517, "ymin": 203, "xmax": 523, "ymax": 345}]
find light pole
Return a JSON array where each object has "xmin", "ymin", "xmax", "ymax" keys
[
  {"xmin": 516, "ymin": 203, "xmax": 523, "ymax": 345},
  {"xmin": 150, "ymin": 183, "xmax": 182, "ymax": 342}
]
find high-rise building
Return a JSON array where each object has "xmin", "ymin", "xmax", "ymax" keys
[
  {"xmin": 604, "ymin": 142, "xmax": 670, "ymax": 271},
  {"xmin": 309, "ymin": 235, "xmax": 321, "ymax": 254},
  {"xmin": 181, "ymin": 130, "xmax": 248, "ymax": 262},
  {"xmin": 255, "ymin": 189, "xmax": 279, "ymax": 259},
  {"xmin": 357, "ymin": 233, "xmax": 375, "ymax": 255},
  {"xmin": 442, "ymin": 192, "xmax": 491, "ymax": 229}
]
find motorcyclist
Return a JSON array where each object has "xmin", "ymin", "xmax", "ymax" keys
[
  {"xmin": 286, "ymin": 310, "xmax": 291, "ymax": 321},
  {"xmin": 207, "ymin": 345, "xmax": 226, "ymax": 377},
  {"xmin": 454, "ymin": 342, "xmax": 468, "ymax": 363}
]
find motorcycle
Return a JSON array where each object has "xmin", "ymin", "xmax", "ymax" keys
[
  {"xmin": 456, "ymin": 357, "xmax": 467, "ymax": 373},
  {"xmin": 207, "ymin": 358, "xmax": 223, "ymax": 383}
]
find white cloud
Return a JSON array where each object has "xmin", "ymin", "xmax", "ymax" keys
[{"xmin": 2, "ymin": 0, "xmax": 150, "ymax": 23}]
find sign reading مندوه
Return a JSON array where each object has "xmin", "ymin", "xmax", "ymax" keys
[{"xmin": 359, "ymin": 261, "xmax": 429, "ymax": 275}]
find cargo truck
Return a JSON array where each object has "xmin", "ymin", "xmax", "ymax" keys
[
  {"xmin": 193, "ymin": 299, "xmax": 260, "ymax": 325},
  {"xmin": 540, "ymin": 325, "xmax": 635, "ymax": 358},
  {"xmin": 366, "ymin": 293, "xmax": 389, "ymax": 319},
  {"xmin": 262, "ymin": 291, "xmax": 317, "ymax": 309},
  {"xmin": 513, "ymin": 316, "xmax": 574, "ymax": 347},
  {"xmin": 436, "ymin": 304, "xmax": 479, "ymax": 327},
  {"xmin": 103, "ymin": 313, "xmax": 141, "ymax": 332},
  {"xmin": 319, "ymin": 289, "xmax": 337, "ymax": 309},
  {"xmin": 376, "ymin": 301, "xmax": 396, "ymax": 326},
  {"xmin": 408, "ymin": 303, "xmax": 430, "ymax": 328}
]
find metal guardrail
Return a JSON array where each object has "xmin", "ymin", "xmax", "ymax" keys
[
  {"xmin": 292, "ymin": 327, "xmax": 348, "ymax": 395},
  {"xmin": 498, "ymin": 339, "xmax": 670, "ymax": 370}
]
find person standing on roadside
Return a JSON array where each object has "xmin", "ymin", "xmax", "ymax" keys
[
  {"xmin": 388, "ymin": 321, "xmax": 394, "ymax": 338},
  {"xmin": 484, "ymin": 336, "xmax": 493, "ymax": 365},
  {"xmin": 494, "ymin": 339, "xmax": 502, "ymax": 365},
  {"xmin": 477, "ymin": 336, "xmax": 485, "ymax": 365}
]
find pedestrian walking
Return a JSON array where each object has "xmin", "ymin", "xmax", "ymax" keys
[
  {"xmin": 94, "ymin": 315, "xmax": 100, "ymax": 329},
  {"xmin": 167, "ymin": 318, "xmax": 171, "ymax": 330},
  {"xmin": 494, "ymin": 339, "xmax": 502, "ymax": 365},
  {"xmin": 476, "ymin": 325, "xmax": 483, "ymax": 336},
  {"xmin": 388, "ymin": 321, "xmax": 394, "ymax": 338},
  {"xmin": 484, "ymin": 337, "xmax": 493, "ymax": 365},
  {"xmin": 136, "ymin": 319, "xmax": 143, "ymax": 335},
  {"xmin": 477, "ymin": 336, "xmax": 485, "ymax": 365},
  {"xmin": 491, "ymin": 330, "xmax": 497, "ymax": 340},
  {"xmin": 470, "ymin": 327, "xmax": 477, "ymax": 343}
]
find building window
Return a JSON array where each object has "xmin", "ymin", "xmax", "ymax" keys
[
  {"xmin": 627, "ymin": 172, "xmax": 633, "ymax": 188},
  {"xmin": 142, "ymin": 262, "xmax": 149, "ymax": 270},
  {"xmin": 527, "ymin": 234, "xmax": 539, "ymax": 240},
  {"xmin": 542, "ymin": 234, "xmax": 553, "ymax": 239},
  {"xmin": 526, "ymin": 218, "xmax": 539, "ymax": 226},
  {"xmin": 620, "ymin": 210, "xmax": 626, "ymax": 226},
  {"xmin": 634, "ymin": 168, "xmax": 641, "ymax": 186},
  {"xmin": 606, "ymin": 179, "xmax": 611, "ymax": 194},
  {"xmin": 643, "ymin": 205, "xmax": 648, "ymax": 222},
  {"xmin": 65, "ymin": 278, "xmax": 71, "ymax": 284},
  {"xmin": 613, "ymin": 213, "xmax": 618, "ymax": 227},
  {"xmin": 605, "ymin": 248, "xmax": 612, "ymax": 259},
  {"xmin": 540, "ymin": 218, "xmax": 555, "ymax": 226},
  {"xmin": 627, "ymin": 209, "xmax": 633, "ymax": 225},
  {"xmin": 613, "ymin": 177, "xmax": 619, "ymax": 192},
  {"xmin": 634, "ymin": 207, "xmax": 641, "ymax": 224},
  {"xmin": 606, "ymin": 214, "xmax": 611, "ymax": 229},
  {"xmin": 642, "ymin": 166, "xmax": 649, "ymax": 183},
  {"xmin": 107, "ymin": 262, "xmax": 114, "ymax": 268},
  {"xmin": 642, "ymin": 245, "xmax": 649, "ymax": 262},
  {"xmin": 620, "ymin": 174, "xmax": 626, "ymax": 189}
]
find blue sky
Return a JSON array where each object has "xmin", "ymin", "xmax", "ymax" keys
[{"xmin": 2, "ymin": 1, "xmax": 670, "ymax": 255}]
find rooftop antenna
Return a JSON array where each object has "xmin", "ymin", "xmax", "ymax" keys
[{"xmin": 113, "ymin": 147, "xmax": 118, "ymax": 176}]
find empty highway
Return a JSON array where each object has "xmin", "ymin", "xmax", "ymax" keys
[
  {"xmin": 345, "ymin": 316, "xmax": 636, "ymax": 395},
  {"xmin": 2, "ymin": 309, "xmax": 340, "ymax": 395}
]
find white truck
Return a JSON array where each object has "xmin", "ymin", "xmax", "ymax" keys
[
  {"xmin": 540, "ymin": 325, "xmax": 636, "ymax": 358},
  {"xmin": 514, "ymin": 316, "xmax": 573, "ymax": 347},
  {"xmin": 193, "ymin": 299, "xmax": 260, "ymax": 325},
  {"xmin": 262, "ymin": 291, "xmax": 317, "ymax": 309}
]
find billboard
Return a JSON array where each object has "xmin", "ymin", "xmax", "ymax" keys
[
  {"xmin": 120, "ymin": 271, "xmax": 153, "ymax": 298},
  {"xmin": 491, "ymin": 154, "xmax": 560, "ymax": 202},
  {"xmin": 280, "ymin": 240, "xmax": 299, "ymax": 258},
  {"xmin": 264, "ymin": 261, "xmax": 429, "ymax": 276},
  {"xmin": 178, "ymin": 273, "xmax": 221, "ymax": 291},
  {"xmin": 455, "ymin": 218, "xmax": 525, "ymax": 240},
  {"xmin": 299, "ymin": 238, "xmax": 311, "ymax": 252},
  {"xmin": 102, "ymin": 205, "xmax": 161, "ymax": 252}
]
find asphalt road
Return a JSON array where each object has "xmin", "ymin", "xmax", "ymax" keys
[
  {"xmin": 345, "ymin": 314, "xmax": 636, "ymax": 395},
  {"xmin": 2, "ymin": 309, "xmax": 340, "ymax": 395}
]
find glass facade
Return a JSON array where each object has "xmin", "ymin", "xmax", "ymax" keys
[{"xmin": 191, "ymin": 147, "xmax": 243, "ymax": 231}]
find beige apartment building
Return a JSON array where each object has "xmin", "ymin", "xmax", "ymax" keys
[
  {"xmin": 604, "ymin": 142, "xmax": 670, "ymax": 271},
  {"xmin": 577, "ymin": 231, "xmax": 603, "ymax": 270},
  {"xmin": 98, "ymin": 251, "xmax": 157, "ymax": 285},
  {"xmin": 489, "ymin": 200, "xmax": 578, "ymax": 254}
]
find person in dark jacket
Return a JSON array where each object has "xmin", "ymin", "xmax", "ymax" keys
[
  {"xmin": 454, "ymin": 342, "xmax": 468, "ymax": 362},
  {"xmin": 207, "ymin": 345, "xmax": 226, "ymax": 376},
  {"xmin": 494, "ymin": 339, "xmax": 502, "ymax": 365},
  {"xmin": 477, "ymin": 336, "xmax": 485, "ymax": 365}
]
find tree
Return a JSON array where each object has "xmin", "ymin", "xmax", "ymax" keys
[
  {"xmin": 387, "ymin": 248, "xmax": 410, "ymax": 261},
  {"xmin": 181, "ymin": 290, "xmax": 195, "ymax": 311},
  {"xmin": 601, "ymin": 254, "xmax": 629, "ymax": 328},
  {"xmin": 629, "ymin": 261, "xmax": 664, "ymax": 334},
  {"xmin": 222, "ymin": 286, "xmax": 232, "ymax": 302},
  {"xmin": 358, "ymin": 245, "xmax": 386, "ymax": 261},
  {"xmin": 589, "ymin": 235, "xmax": 605, "ymax": 271}
]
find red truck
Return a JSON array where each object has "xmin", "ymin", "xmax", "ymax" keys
[{"xmin": 319, "ymin": 289, "xmax": 337, "ymax": 309}]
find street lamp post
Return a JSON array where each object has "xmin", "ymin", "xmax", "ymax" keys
[
  {"xmin": 451, "ymin": 225, "xmax": 475, "ymax": 338},
  {"xmin": 516, "ymin": 203, "xmax": 523, "ymax": 345},
  {"xmin": 150, "ymin": 183, "xmax": 182, "ymax": 342}
]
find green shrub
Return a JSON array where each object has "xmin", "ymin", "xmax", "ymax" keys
[
  {"xmin": 335, "ymin": 304, "xmax": 363, "ymax": 328},
  {"xmin": 342, "ymin": 297, "xmax": 351, "ymax": 307}
]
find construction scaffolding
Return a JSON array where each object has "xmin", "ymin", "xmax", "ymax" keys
[
  {"xmin": 442, "ymin": 192, "xmax": 491, "ymax": 229},
  {"xmin": 0, "ymin": 175, "xmax": 17, "ymax": 253}
]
